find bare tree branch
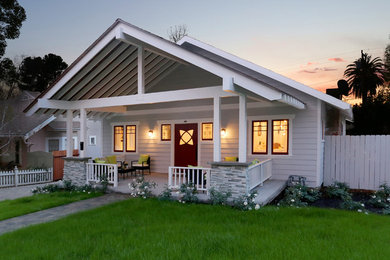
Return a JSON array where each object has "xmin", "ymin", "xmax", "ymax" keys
[{"xmin": 167, "ymin": 24, "xmax": 188, "ymax": 43}]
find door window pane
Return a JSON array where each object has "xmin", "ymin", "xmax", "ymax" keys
[
  {"xmin": 161, "ymin": 124, "xmax": 171, "ymax": 141},
  {"xmin": 114, "ymin": 126, "xmax": 124, "ymax": 152}
]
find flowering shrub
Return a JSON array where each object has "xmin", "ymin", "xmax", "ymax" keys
[
  {"xmin": 32, "ymin": 180, "xmax": 102, "ymax": 194},
  {"xmin": 129, "ymin": 177, "xmax": 156, "ymax": 199},
  {"xmin": 209, "ymin": 188, "xmax": 232, "ymax": 205},
  {"xmin": 279, "ymin": 184, "xmax": 321, "ymax": 207},
  {"xmin": 233, "ymin": 192, "xmax": 260, "ymax": 211},
  {"xmin": 178, "ymin": 182, "xmax": 198, "ymax": 203},
  {"xmin": 325, "ymin": 182, "xmax": 351, "ymax": 200},
  {"xmin": 341, "ymin": 200, "xmax": 365, "ymax": 211},
  {"xmin": 158, "ymin": 185, "xmax": 173, "ymax": 201},
  {"xmin": 368, "ymin": 184, "xmax": 390, "ymax": 209}
]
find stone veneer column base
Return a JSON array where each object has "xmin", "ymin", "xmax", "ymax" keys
[
  {"xmin": 209, "ymin": 161, "xmax": 250, "ymax": 200},
  {"xmin": 63, "ymin": 157, "xmax": 91, "ymax": 186}
]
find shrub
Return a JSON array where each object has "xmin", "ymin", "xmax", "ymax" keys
[
  {"xmin": 279, "ymin": 184, "xmax": 321, "ymax": 207},
  {"xmin": 32, "ymin": 180, "xmax": 103, "ymax": 194},
  {"xmin": 209, "ymin": 188, "xmax": 232, "ymax": 205},
  {"xmin": 369, "ymin": 184, "xmax": 390, "ymax": 209},
  {"xmin": 233, "ymin": 192, "xmax": 260, "ymax": 211},
  {"xmin": 326, "ymin": 182, "xmax": 351, "ymax": 200},
  {"xmin": 341, "ymin": 200, "xmax": 365, "ymax": 211},
  {"xmin": 158, "ymin": 186, "xmax": 173, "ymax": 201},
  {"xmin": 178, "ymin": 182, "xmax": 199, "ymax": 203},
  {"xmin": 129, "ymin": 177, "xmax": 156, "ymax": 199}
]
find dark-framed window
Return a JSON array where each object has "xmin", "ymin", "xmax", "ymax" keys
[
  {"xmin": 126, "ymin": 125, "xmax": 136, "ymax": 152},
  {"xmin": 113, "ymin": 126, "xmax": 124, "ymax": 152},
  {"xmin": 202, "ymin": 122, "xmax": 213, "ymax": 140},
  {"xmin": 161, "ymin": 124, "xmax": 171, "ymax": 141},
  {"xmin": 252, "ymin": 120, "xmax": 268, "ymax": 154},
  {"xmin": 272, "ymin": 119, "xmax": 289, "ymax": 155}
]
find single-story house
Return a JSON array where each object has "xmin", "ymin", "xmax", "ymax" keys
[{"xmin": 24, "ymin": 19, "xmax": 351, "ymax": 197}]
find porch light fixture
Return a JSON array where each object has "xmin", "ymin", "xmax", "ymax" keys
[
  {"xmin": 221, "ymin": 128, "xmax": 227, "ymax": 137},
  {"xmin": 148, "ymin": 130, "xmax": 154, "ymax": 138}
]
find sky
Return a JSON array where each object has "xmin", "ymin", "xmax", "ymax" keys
[{"xmin": 4, "ymin": 0, "xmax": 390, "ymax": 100}]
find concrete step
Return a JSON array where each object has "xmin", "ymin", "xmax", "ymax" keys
[{"xmin": 253, "ymin": 179, "xmax": 287, "ymax": 206}]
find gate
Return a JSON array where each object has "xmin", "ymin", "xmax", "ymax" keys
[{"xmin": 52, "ymin": 150, "xmax": 79, "ymax": 181}]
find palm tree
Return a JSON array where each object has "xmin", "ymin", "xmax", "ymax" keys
[{"xmin": 344, "ymin": 52, "xmax": 385, "ymax": 105}]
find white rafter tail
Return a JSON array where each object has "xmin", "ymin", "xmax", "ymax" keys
[
  {"xmin": 24, "ymin": 115, "xmax": 56, "ymax": 141},
  {"xmin": 278, "ymin": 93, "xmax": 306, "ymax": 110}
]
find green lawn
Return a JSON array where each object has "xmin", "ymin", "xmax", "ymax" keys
[
  {"xmin": 1, "ymin": 198, "xmax": 390, "ymax": 259},
  {"xmin": 0, "ymin": 191, "xmax": 102, "ymax": 221}
]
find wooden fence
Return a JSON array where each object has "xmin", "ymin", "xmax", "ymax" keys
[
  {"xmin": 324, "ymin": 135, "xmax": 390, "ymax": 190},
  {"xmin": 0, "ymin": 167, "xmax": 53, "ymax": 188},
  {"xmin": 52, "ymin": 150, "xmax": 79, "ymax": 181}
]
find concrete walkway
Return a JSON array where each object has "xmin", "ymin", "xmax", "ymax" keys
[
  {"xmin": 0, "ymin": 182, "xmax": 58, "ymax": 202},
  {"xmin": 0, "ymin": 193, "xmax": 128, "ymax": 236}
]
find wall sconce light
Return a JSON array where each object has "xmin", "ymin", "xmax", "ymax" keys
[
  {"xmin": 148, "ymin": 130, "xmax": 154, "ymax": 138},
  {"xmin": 221, "ymin": 128, "xmax": 227, "ymax": 137}
]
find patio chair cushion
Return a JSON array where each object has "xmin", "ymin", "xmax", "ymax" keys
[
  {"xmin": 138, "ymin": 154, "xmax": 150, "ymax": 164},
  {"xmin": 225, "ymin": 156, "xmax": 238, "ymax": 162},
  {"xmin": 250, "ymin": 159, "xmax": 260, "ymax": 166},
  {"xmin": 132, "ymin": 163, "xmax": 149, "ymax": 167},
  {"xmin": 95, "ymin": 159, "xmax": 106, "ymax": 164},
  {"xmin": 105, "ymin": 155, "xmax": 117, "ymax": 164}
]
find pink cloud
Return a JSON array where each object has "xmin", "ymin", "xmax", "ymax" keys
[
  {"xmin": 328, "ymin": 57, "xmax": 345, "ymax": 62},
  {"xmin": 299, "ymin": 67, "xmax": 337, "ymax": 73}
]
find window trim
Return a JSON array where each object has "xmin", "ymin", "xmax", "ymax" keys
[
  {"xmin": 252, "ymin": 120, "xmax": 268, "ymax": 155},
  {"xmin": 113, "ymin": 125, "xmax": 124, "ymax": 152},
  {"xmin": 161, "ymin": 124, "xmax": 171, "ymax": 141},
  {"xmin": 201, "ymin": 122, "xmax": 213, "ymax": 141},
  {"xmin": 125, "ymin": 125, "xmax": 137, "ymax": 152},
  {"xmin": 271, "ymin": 119, "xmax": 289, "ymax": 155}
]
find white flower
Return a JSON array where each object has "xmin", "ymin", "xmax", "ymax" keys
[
  {"xmin": 143, "ymin": 196, "xmax": 146, "ymax": 199},
  {"xmin": 182, "ymin": 201, "xmax": 186, "ymax": 204},
  {"xmin": 254, "ymin": 193, "xmax": 258, "ymax": 197},
  {"xmin": 365, "ymin": 212, "xmax": 369, "ymax": 215},
  {"xmin": 291, "ymin": 199, "xmax": 295, "ymax": 202},
  {"xmin": 372, "ymin": 195, "xmax": 376, "ymax": 199},
  {"xmin": 361, "ymin": 203, "xmax": 364, "ymax": 207},
  {"xmin": 88, "ymin": 192, "xmax": 91, "ymax": 194},
  {"xmin": 252, "ymin": 199, "xmax": 255, "ymax": 202},
  {"xmin": 83, "ymin": 190, "xmax": 86, "ymax": 192},
  {"xmin": 243, "ymin": 201, "xmax": 248, "ymax": 206},
  {"xmin": 176, "ymin": 191, "xmax": 180, "ymax": 194},
  {"xmin": 357, "ymin": 209, "xmax": 362, "ymax": 213},
  {"xmin": 387, "ymin": 197, "xmax": 390, "ymax": 202},
  {"xmin": 255, "ymin": 204, "xmax": 260, "ymax": 210},
  {"xmin": 248, "ymin": 207, "xmax": 252, "ymax": 210},
  {"xmin": 178, "ymin": 200, "xmax": 182, "ymax": 203},
  {"xmin": 378, "ymin": 199, "xmax": 381, "ymax": 203}
]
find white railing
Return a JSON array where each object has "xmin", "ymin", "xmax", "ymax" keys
[
  {"xmin": 0, "ymin": 167, "xmax": 53, "ymax": 188},
  {"xmin": 168, "ymin": 166, "xmax": 211, "ymax": 192},
  {"xmin": 246, "ymin": 159, "xmax": 272, "ymax": 192},
  {"xmin": 86, "ymin": 163, "xmax": 118, "ymax": 187}
]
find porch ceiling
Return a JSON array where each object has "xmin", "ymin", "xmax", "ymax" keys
[{"xmin": 38, "ymin": 38, "xmax": 183, "ymax": 117}]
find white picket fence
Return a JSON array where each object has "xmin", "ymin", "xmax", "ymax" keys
[
  {"xmin": 168, "ymin": 166, "xmax": 210, "ymax": 192},
  {"xmin": 246, "ymin": 159, "xmax": 272, "ymax": 192},
  {"xmin": 324, "ymin": 135, "xmax": 390, "ymax": 190},
  {"xmin": 86, "ymin": 163, "xmax": 118, "ymax": 187},
  {"xmin": 0, "ymin": 167, "xmax": 53, "ymax": 188}
]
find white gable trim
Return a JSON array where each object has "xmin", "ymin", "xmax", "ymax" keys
[{"xmin": 178, "ymin": 36, "xmax": 351, "ymax": 112}]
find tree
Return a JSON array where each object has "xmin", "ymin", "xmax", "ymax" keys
[
  {"xmin": 0, "ymin": 0, "xmax": 26, "ymax": 57},
  {"xmin": 384, "ymin": 44, "xmax": 390, "ymax": 86},
  {"xmin": 344, "ymin": 52, "xmax": 385, "ymax": 105},
  {"xmin": 19, "ymin": 53, "xmax": 68, "ymax": 92},
  {"xmin": 167, "ymin": 25, "xmax": 188, "ymax": 43}
]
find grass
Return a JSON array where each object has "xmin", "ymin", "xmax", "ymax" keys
[
  {"xmin": 0, "ymin": 191, "xmax": 102, "ymax": 221},
  {"xmin": 1, "ymin": 198, "xmax": 390, "ymax": 259}
]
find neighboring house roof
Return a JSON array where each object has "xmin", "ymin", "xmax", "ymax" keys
[
  {"xmin": 24, "ymin": 18, "xmax": 351, "ymax": 118},
  {"xmin": 0, "ymin": 91, "xmax": 56, "ymax": 140}
]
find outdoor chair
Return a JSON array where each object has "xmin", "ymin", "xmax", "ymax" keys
[{"xmin": 131, "ymin": 154, "xmax": 151, "ymax": 175}]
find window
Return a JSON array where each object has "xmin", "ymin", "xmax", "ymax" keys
[
  {"xmin": 89, "ymin": 136, "xmax": 96, "ymax": 146},
  {"xmin": 202, "ymin": 122, "xmax": 213, "ymax": 140},
  {"xmin": 252, "ymin": 121, "xmax": 267, "ymax": 154},
  {"xmin": 272, "ymin": 119, "xmax": 289, "ymax": 154},
  {"xmin": 48, "ymin": 139, "xmax": 60, "ymax": 152},
  {"xmin": 113, "ymin": 126, "xmax": 124, "ymax": 152},
  {"xmin": 126, "ymin": 125, "xmax": 136, "ymax": 152},
  {"xmin": 161, "ymin": 124, "xmax": 171, "ymax": 141}
]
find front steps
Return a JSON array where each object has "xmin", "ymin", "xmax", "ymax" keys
[{"xmin": 253, "ymin": 180, "xmax": 287, "ymax": 206}]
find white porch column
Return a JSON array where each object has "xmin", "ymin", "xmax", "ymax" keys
[
  {"xmin": 213, "ymin": 96, "xmax": 221, "ymax": 162},
  {"xmin": 137, "ymin": 46, "xmax": 145, "ymax": 95},
  {"xmin": 239, "ymin": 94, "xmax": 247, "ymax": 163},
  {"xmin": 66, "ymin": 110, "xmax": 73, "ymax": 157},
  {"xmin": 79, "ymin": 108, "xmax": 87, "ymax": 158}
]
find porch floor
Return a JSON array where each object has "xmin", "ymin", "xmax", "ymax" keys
[{"xmin": 253, "ymin": 180, "xmax": 287, "ymax": 206}]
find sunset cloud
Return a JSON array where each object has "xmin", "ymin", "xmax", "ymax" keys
[
  {"xmin": 328, "ymin": 57, "xmax": 345, "ymax": 62},
  {"xmin": 299, "ymin": 67, "xmax": 337, "ymax": 73}
]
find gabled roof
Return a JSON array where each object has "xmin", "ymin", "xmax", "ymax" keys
[
  {"xmin": 24, "ymin": 19, "xmax": 351, "ymax": 118},
  {"xmin": 178, "ymin": 36, "xmax": 351, "ymax": 111}
]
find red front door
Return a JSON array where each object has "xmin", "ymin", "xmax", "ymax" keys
[{"xmin": 175, "ymin": 123, "xmax": 198, "ymax": 167}]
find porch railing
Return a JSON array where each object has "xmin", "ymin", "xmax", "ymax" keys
[
  {"xmin": 168, "ymin": 166, "xmax": 211, "ymax": 192},
  {"xmin": 246, "ymin": 159, "xmax": 272, "ymax": 192},
  {"xmin": 0, "ymin": 167, "xmax": 53, "ymax": 188},
  {"xmin": 86, "ymin": 163, "xmax": 118, "ymax": 187}
]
